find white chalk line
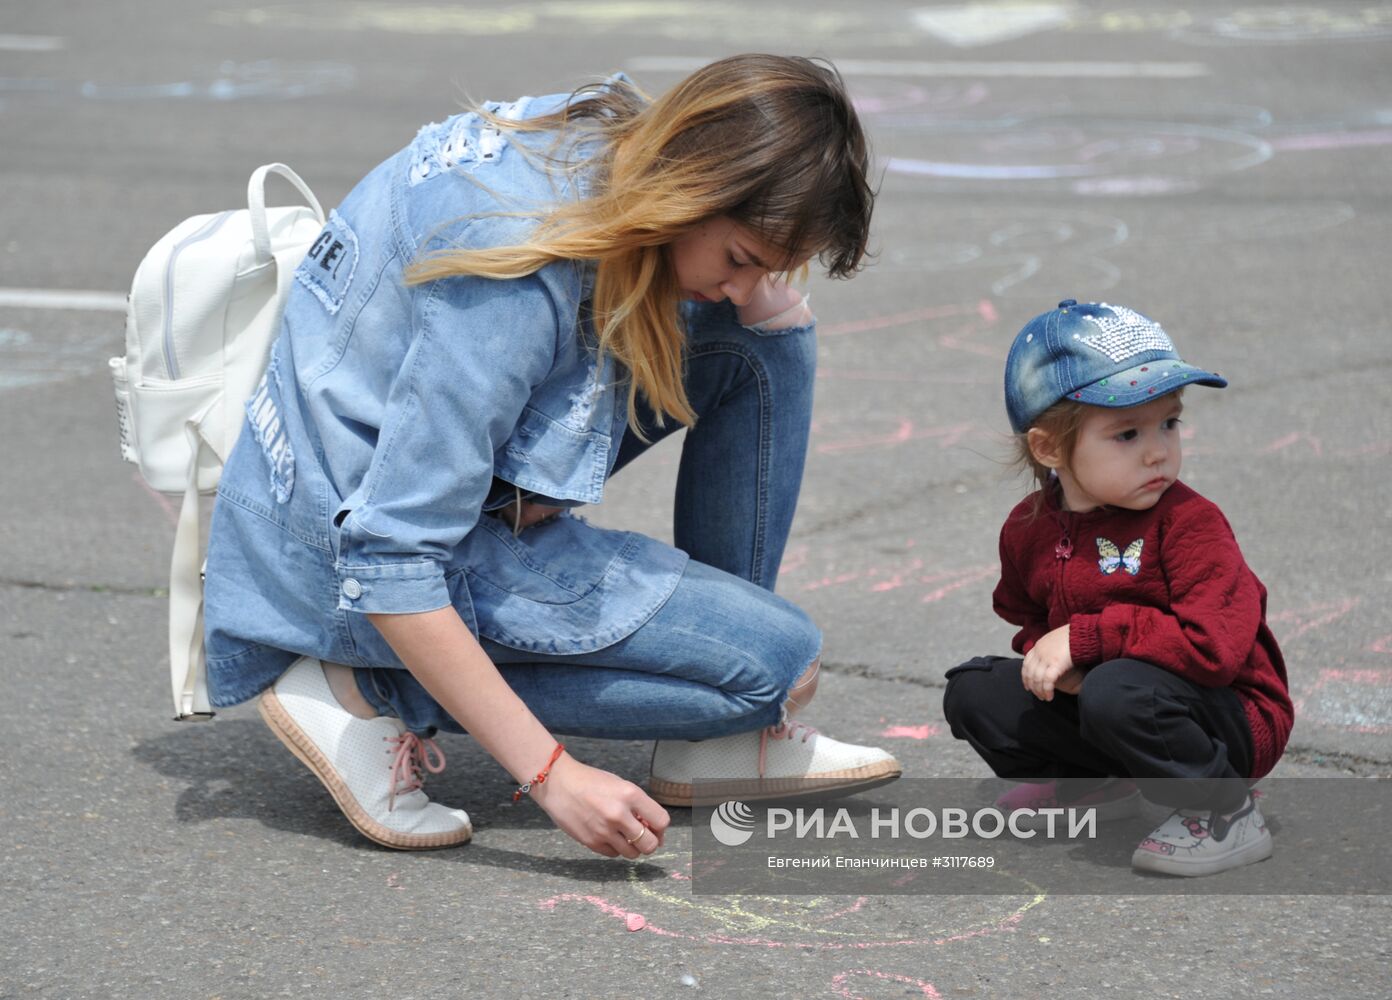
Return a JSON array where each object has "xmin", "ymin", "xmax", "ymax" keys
[
  {"xmin": 0, "ymin": 34, "xmax": 65, "ymax": 52},
  {"xmin": 627, "ymin": 57, "xmax": 1209, "ymax": 79},
  {"xmin": 0, "ymin": 288, "xmax": 127, "ymax": 312}
]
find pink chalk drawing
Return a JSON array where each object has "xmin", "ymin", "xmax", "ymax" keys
[
  {"xmin": 1260, "ymin": 431, "xmax": 1324, "ymax": 457},
  {"xmin": 539, "ymin": 891, "xmax": 1036, "ymax": 951},
  {"xmin": 864, "ymin": 558, "xmax": 929, "ymax": 593},
  {"xmin": 831, "ymin": 969, "xmax": 942, "ymax": 1000},
  {"xmin": 1293, "ymin": 666, "xmax": 1392, "ymax": 735},
  {"xmin": 920, "ymin": 566, "xmax": 999, "ymax": 604},
  {"xmin": 820, "ymin": 299, "xmax": 997, "ymax": 338},
  {"xmin": 1341, "ymin": 440, "xmax": 1392, "ymax": 458},
  {"xmin": 538, "ymin": 855, "xmax": 1043, "ymax": 951},
  {"xmin": 817, "ymin": 366, "xmax": 997, "ymax": 387},
  {"xmin": 880, "ymin": 725, "xmax": 940, "ymax": 740},
  {"xmin": 1268, "ymin": 597, "xmax": 1360, "ymax": 643},
  {"xmin": 812, "ymin": 418, "xmax": 982, "ymax": 456},
  {"xmin": 778, "ymin": 543, "xmax": 811, "ymax": 578},
  {"xmin": 790, "ymin": 549, "xmax": 996, "ymax": 607},
  {"xmin": 134, "ymin": 471, "xmax": 180, "ymax": 526},
  {"xmin": 1319, "ymin": 669, "xmax": 1389, "ymax": 684},
  {"xmin": 936, "ymin": 326, "xmax": 1007, "ymax": 360},
  {"xmin": 1371, "ymin": 635, "xmax": 1392, "ymax": 655}
]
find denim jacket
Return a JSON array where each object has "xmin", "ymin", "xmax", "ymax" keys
[{"xmin": 204, "ymin": 85, "xmax": 687, "ymax": 706}]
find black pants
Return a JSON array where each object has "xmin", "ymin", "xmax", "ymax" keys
[{"xmin": 942, "ymin": 656, "xmax": 1255, "ymax": 812}]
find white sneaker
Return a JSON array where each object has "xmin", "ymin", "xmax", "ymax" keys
[
  {"xmin": 648, "ymin": 721, "xmax": 902, "ymax": 806},
  {"xmin": 258, "ymin": 657, "xmax": 472, "ymax": 850},
  {"xmin": 1131, "ymin": 792, "xmax": 1272, "ymax": 877}
]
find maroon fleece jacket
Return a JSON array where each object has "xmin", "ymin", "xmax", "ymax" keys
[{"xmin": 992, "ymin": 480, "xmax": 1293, "ymax": 780}]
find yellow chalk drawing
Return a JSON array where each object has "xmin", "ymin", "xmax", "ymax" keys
[{"xmin": 603, "ymin": 851, "xmax": 1047, "ymax": 947}]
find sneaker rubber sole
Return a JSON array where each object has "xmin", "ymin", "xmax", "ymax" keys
[
  {"xmin": 258, "ymin": 688, "xmax": 472, "ymax": 850},
  {"xmin": 1131, "ymin": 829, "xmax": 1273, "ymax": 877},
  {"xmin": 649, "ymin": 760, "xmax": 903, "ymax": 807}
]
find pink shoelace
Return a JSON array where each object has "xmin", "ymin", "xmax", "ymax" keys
[
  {"xmin": 758, "ymin": 720, "xmax": 818, "ymax": 777},
  {"xmin": 385, "ymin": 731, "xmax": 447, "ymax": 811}
]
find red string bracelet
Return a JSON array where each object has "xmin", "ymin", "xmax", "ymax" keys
[{"xmin": 513, "ymin": 742, "xmax": 565, "ymax": 802}]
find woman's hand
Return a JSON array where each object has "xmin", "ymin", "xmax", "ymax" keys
[
  {"xmin": 530, "ymin": 753, "xmax": 671, "ymax": 859},
  {"xmin": 736, "ymin": 275, "xmax": 811, "ymax": 330},
  {"xmin": 368, "ymin": 607, "xmax": 664, "ymax": 862},
  {"xmin": 1021, "ymin": 624, "xmax": 1074, "ymax": 701}
]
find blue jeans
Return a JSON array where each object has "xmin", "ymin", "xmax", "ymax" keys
[{"xmin": 356, "ymin": 301, "xmax": 822, "ymax": 738}]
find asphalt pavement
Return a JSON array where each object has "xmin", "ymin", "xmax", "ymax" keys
[{"xmin": 2, "ymin": 2, "xmax": 1390, "ymax": 998}]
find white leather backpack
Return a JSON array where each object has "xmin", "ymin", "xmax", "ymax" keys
[{"xmin": 110, "ymin": 164, "xmax": 325, "ymax": 720}]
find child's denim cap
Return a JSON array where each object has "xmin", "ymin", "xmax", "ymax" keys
[{"xmin": 1004, "ymin": 299, "xmax": 1228, "ymax": 433}]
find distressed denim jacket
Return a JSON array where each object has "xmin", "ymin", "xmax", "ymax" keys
[{"xmin": 204, "ymin": 85, "xmax": 687, "ymax": 706}]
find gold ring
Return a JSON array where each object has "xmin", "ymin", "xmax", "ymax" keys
[{"xmin": 625, "ymin": 826, "xmax": 650, "ymax": 845}]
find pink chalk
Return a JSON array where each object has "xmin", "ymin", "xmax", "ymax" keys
[
  {"xmin": 626, "ymin": 913, "xmax": 647, "ymax": 932},
  {"xmin": 881, "ymin": 725, "xmax": 939, "ymax": 740}
]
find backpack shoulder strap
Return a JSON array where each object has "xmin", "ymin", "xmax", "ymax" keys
[
  {"xmin": 168, "ymin": 162, "xmax": 324, "ymax": 721},
  {"xmin": 171, "ymin": 417, "xmax": 215, "ymax": 720}
]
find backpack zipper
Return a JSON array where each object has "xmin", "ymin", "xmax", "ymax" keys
[{"xmin": 162, "ymin": 210, "xmax": 234, "ymax": 379}]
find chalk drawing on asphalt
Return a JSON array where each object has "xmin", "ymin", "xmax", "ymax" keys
[
  {"xmin": 1171, "ymin": 8, "xmax": 1392, "ymax": 45},
  {"xmin": 540, "ymin": 853, "xmax": 1045, "ymax": 949},
  {"xmin": 831, "ymin": 968, "xmax": 942, "ymax": 999},
  {"xmin": 1295, "ymin": 668, "xmax": 1392, "ymax": 735},
  {"xmin": 214, "ymin": 3, "xmax": 911, "ymax": 47},
  {"xmin": 912, "ymin": 3, "xmax": 1074, "ymax": 48},
  {"xmin": 882, "ymin": 118, "xmax": 1271, "ymax": 196},
  {"xmin": 0, "ymin": 326, "xmax": 113, "ymax": 391},
  {"xmin": 0, "ymin": 61, "xmax": 354, "ymax": 102},
  {"xmin": 1268, "ymin": 598, "xmax": 1360, "ymax": 644},
  {"xmin": 216, "ymin": 4, "xmax": 1392, "ymax": 48}
]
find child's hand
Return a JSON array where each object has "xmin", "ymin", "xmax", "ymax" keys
[
  {"xmin": 1052, "ymin": 666, "xmax": 1086, "ymax": 696},
  {"xmin": 1022, "ymin": 625, "xmax": 1074, "ymax": 701}
]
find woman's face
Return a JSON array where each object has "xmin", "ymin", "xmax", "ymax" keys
[{"xmin": 667, "ymin": 216, "xmax": 788, "ymax": 306}]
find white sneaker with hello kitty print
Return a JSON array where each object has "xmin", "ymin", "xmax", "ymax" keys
[{"xmin": 1131, "ymin": 792, "xmax": 1272, "ymax": 877}]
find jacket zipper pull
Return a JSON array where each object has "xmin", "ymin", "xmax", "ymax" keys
[{"xmin": 1055, "ymin": 533, "xmax": 1073, "ymax": 561}]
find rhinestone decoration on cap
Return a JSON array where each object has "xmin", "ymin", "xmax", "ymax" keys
[{"xmin": 1078, "ymin": 304, "xmax": 1174, "ymax": 363}]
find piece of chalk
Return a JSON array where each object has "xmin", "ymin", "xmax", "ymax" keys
[{"xmin": 625, "ymin": 913, "xmax": 646, "ymax": 932}]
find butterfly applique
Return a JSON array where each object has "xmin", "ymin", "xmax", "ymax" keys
[{"xmin": 1096, "ymin": 537, "xmax": 1143, "ymax": 576}]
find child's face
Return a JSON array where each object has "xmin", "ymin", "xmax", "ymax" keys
[{"xmin": 1052, "ymin": 394, "xmax": 1184, "ymax": 513}]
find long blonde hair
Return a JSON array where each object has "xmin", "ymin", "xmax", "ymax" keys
[{"xmin": 405, "ymin": 54, "xmax": 874, "ymax": 429}]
